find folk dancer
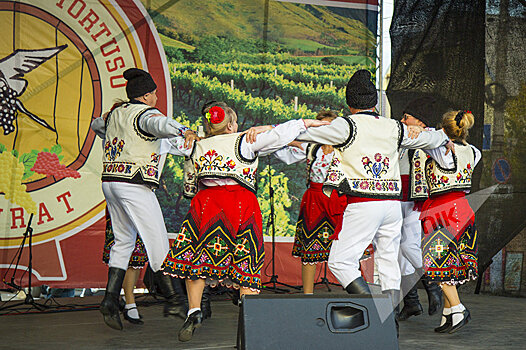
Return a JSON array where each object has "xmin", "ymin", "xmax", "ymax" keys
[
  {"xmin": 273, "ymin": 110, "xmax": 347, "ymax": 294},
  {"xmin": 91, "ymin": 68, "xmax": 197, "ymax": 330},
  {"xmin": 397, "ymin": 97, "xmax": 443, "ymax": 320},
  {"xmin": 295, "ymin": 70, "xmax": 451, "ymax": 321},
  {"xmin": 161, "ymin": 104, "xmax": 329, "ymax": 341},
  {"xmin": 420, "ymin": 110, "xmax": 481, "ymax": 333},
  {"xmin": 102, "ymin": 210, "xmax": 148, "ymax": 324}
]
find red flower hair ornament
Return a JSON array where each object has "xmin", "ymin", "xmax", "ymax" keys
[{"xmin": 206, "ymin": 106, "xmax": 225, "ymax": 124}]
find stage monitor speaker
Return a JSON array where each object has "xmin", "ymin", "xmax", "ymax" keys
[{"xmin": 238, "ymin": 294, "xmax": 398, "ymax": 350}]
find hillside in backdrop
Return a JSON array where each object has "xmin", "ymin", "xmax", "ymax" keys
[{"xmin": 141, "ymin": 0, "xmax": 376, "ymax": 56}]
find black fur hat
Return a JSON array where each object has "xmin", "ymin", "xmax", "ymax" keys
[
  {"xmin": 402, "ymin": 96, "xmax": 437, "ymax": 127},
  {"xmin": 124, "ymin": 68, "xmax": 157, "ymax": 99},
  {"xmin": 345, "ymin": 69, "xmax": 378, "ymax": 109}
]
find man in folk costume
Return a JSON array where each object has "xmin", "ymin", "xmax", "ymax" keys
[
  {"xmin": 91, "ymin": 68, "xmax": 197, "ymax": 330},
  {"xmin": 397, "ymin": 97, "xmax": 443, "ymax": 320},
  {"xmin": 296, "ymin": 70, "xmax": 452, "ymax": 320}
]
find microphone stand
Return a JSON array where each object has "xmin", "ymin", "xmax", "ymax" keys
[
  {"xmin": 1, "ymin": 214, "xmax": 48, "ymax": 311},
  {"xmin": 314, "ymin": 261, "xmax": 341, "ymax": 292},
  {"xmin": 262, "ymin": 160, "xmax": 301, "ymax": 293}
]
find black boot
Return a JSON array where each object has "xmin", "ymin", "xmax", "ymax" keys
[
  {"xmin": 421, "ymin": 276, "xmax": 443, "ymax": 315},
  {"xmin": 201, "ymin": 285, "xmax": 212, "ymax": 319},
  {"xmin": 345, "ymin": 277, "xmax": 371, "ymax": 295},
  {"xmin": 382, "ymin": 289, "xmax": 401, "ymax": 338},
  {"xmin": 178, "ymin": 309, "xmax": 203, "ymax": 342},
  {"xmin": 398, "ymin": 284, "xmax": 423, "ymax": 321},
  {"xmin": 154, "ymin": 270, "xmax": 187, "ymax": 319},
  {"xmin": 231, "ymin": 288, "xmax": 241, "ymax": 306},
  {"xmin": 100, "ymin": 267, "xmax": 126, "ymax": 330}
]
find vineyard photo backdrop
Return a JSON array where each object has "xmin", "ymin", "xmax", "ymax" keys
[
  {"xmin": 146, "ymin": 0, "xmax": 379, "ymax": 236},
  {"xmin": 0, "ymin": 0, "xmax": 378, "ymax": 288}
]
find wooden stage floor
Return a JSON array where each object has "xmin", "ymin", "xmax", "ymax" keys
[{"xmin": 0, "ymin": 288, "xmax": 525, "ymax": 349}]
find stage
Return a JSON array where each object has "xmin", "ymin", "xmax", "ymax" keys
[{"xmin": 0, "ymin": 289, "xmax": 524, "ymax": 349}]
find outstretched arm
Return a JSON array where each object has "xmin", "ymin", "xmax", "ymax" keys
[
  {"xmin": 401, "ymin": 125, "xmax": 449, "ymax": 150},
  {"xmin": 242, "ymin": 119, "xmax": 329, "ymax": 157},
  {"xmin": 138, "ymin": 110, "xmax": 194, "ymax": 139},
  {"xmin": 162, "ymin": 137, "xmax": 193, "ymax": 157},
  {"xmin": 296, "ymin": 117, "xmax": 350, "ymax": 145}
]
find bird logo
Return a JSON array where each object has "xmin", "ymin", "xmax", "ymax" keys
[{"xmin": 0, "ymin": 44, "xmax": 67, "ymax": 135}]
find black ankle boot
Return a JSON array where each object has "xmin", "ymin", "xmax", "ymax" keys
[
  {"xmin": 398, "ymin": 284, "xmax": 423, "ymax": 321},
  {"xmin": 100, "ymin": 267, "xmax": 126, "ymax": 330},
  {"xmin": 345, "ymin": 277, "xmax": 371, "ymax": 295},
  {"xmin": 178, "ymin": 310, "xmax": 203, "ymax": 342},
  {"xmin": 154, "ymin": 270, "xmax": 187, "ymax": 319},
  {"xmin": 382, "ymin": 289, "xmax": 400, "ymax": 338},
  {"xmin": 201, "ymin": 286, "xmax": 212, "ymax": 319},
  {"xmin": 421, "ymin": 277, "xmax": 442, "ymax": 315}
]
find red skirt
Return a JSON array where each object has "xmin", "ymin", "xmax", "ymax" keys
[
  {"xmin": 420, "ymin": 192, "xmax": 474, "ymax": 239},
  {"xmin": 162, "ymin": 185, "xmax": 264, "ymax": 290},
  {"xmin": 420, "ymin": 192, "xmax": 478, "ymax": 284},
  {"xmin": 293, "ymin": 183, "xmax": 346, "ymax": 263}
]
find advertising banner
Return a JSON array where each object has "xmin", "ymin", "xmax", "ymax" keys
[{"xmin": 0, "ymin": 0, "xmax": 171, "ymax": 288}]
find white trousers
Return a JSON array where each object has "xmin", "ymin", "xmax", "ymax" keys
[
  {"xmin": 398, "ymin": 201, "xmax": 424, "ymax": 276},
  {"xmin": 328, "ymin": 200, "xmax": 403, "ymax": 292},
  {"xmin": 102, "ymin": 182, "xmax": 170, "ymax": 272}
]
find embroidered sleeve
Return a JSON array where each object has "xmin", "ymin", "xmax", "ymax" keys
[{"xmin": 163, "ymin": 137, "xmax": 192, "ymax": 157}]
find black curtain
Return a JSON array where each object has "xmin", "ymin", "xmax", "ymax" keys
[{"xmin": 388, "ymin": 0, "xmax": 526, "ymax": 274}]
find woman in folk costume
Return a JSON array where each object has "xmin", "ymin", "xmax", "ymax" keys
[
  {"xmin": 396, "ymin": 97, "xmax": 442, "ymax": 321},
  {"xmin": 161, "ymin": 104, "xmax": 328, "ymax": 342},
  {"xmin": 295, "ymin": 70, "xmax": 452, "ymax": 326},
  {"xmin": 91, "ymin": 68, "xmax": 197, "ymax": 330},
  {"xmin": 273, "ymin": 110, "xmax": 347, "ymax": 295},
  {"xmin": 420, "ymin": 110, "xmax": 481, "ymax": 333},
  {"xmin": 102, "ymin": 210, "xmax": 148, "ymax": 324}
]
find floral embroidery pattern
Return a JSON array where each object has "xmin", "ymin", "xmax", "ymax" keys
[
  {"xmin": 151, "ymin": 152, "xmax": 161, "ymax": 164},
  {"xmin": 412, "ymin": 151, "xmax": 428, "ymax": 195},
  {"xmin": 362, "ymin": 153, "xmax": 389, "ymax": 179},
  {"xmin": 456, "ymin": 163, "xmax": 473, "ymax": 183},
  {"xmin": 242, "ymin": 167, "xmax": 257, "ymax": 182},
  {"xmin": 325, "ymin": 155, "xmax": 343, "ymax": 184},
  {"xmin": 427, "ymin": 170, "xmax": 451, "ymax": 189},
  {"xmin": 197, "ymin": 149, "xmax": 236, "ymax": 172},
  {"xmin": 351, "ymin": 179, "xmax": 399, "ymax": 192},
  {"xmin": 143, "ymin": 165, "xmax": 159, "ymax": 178},
  {"xmin": 309, "ymin": 152, "xmax": 334, "ymax": 183},
  {"xmin": 104, "ymin": 137, "xmax": 125, "ymax": 161}
]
